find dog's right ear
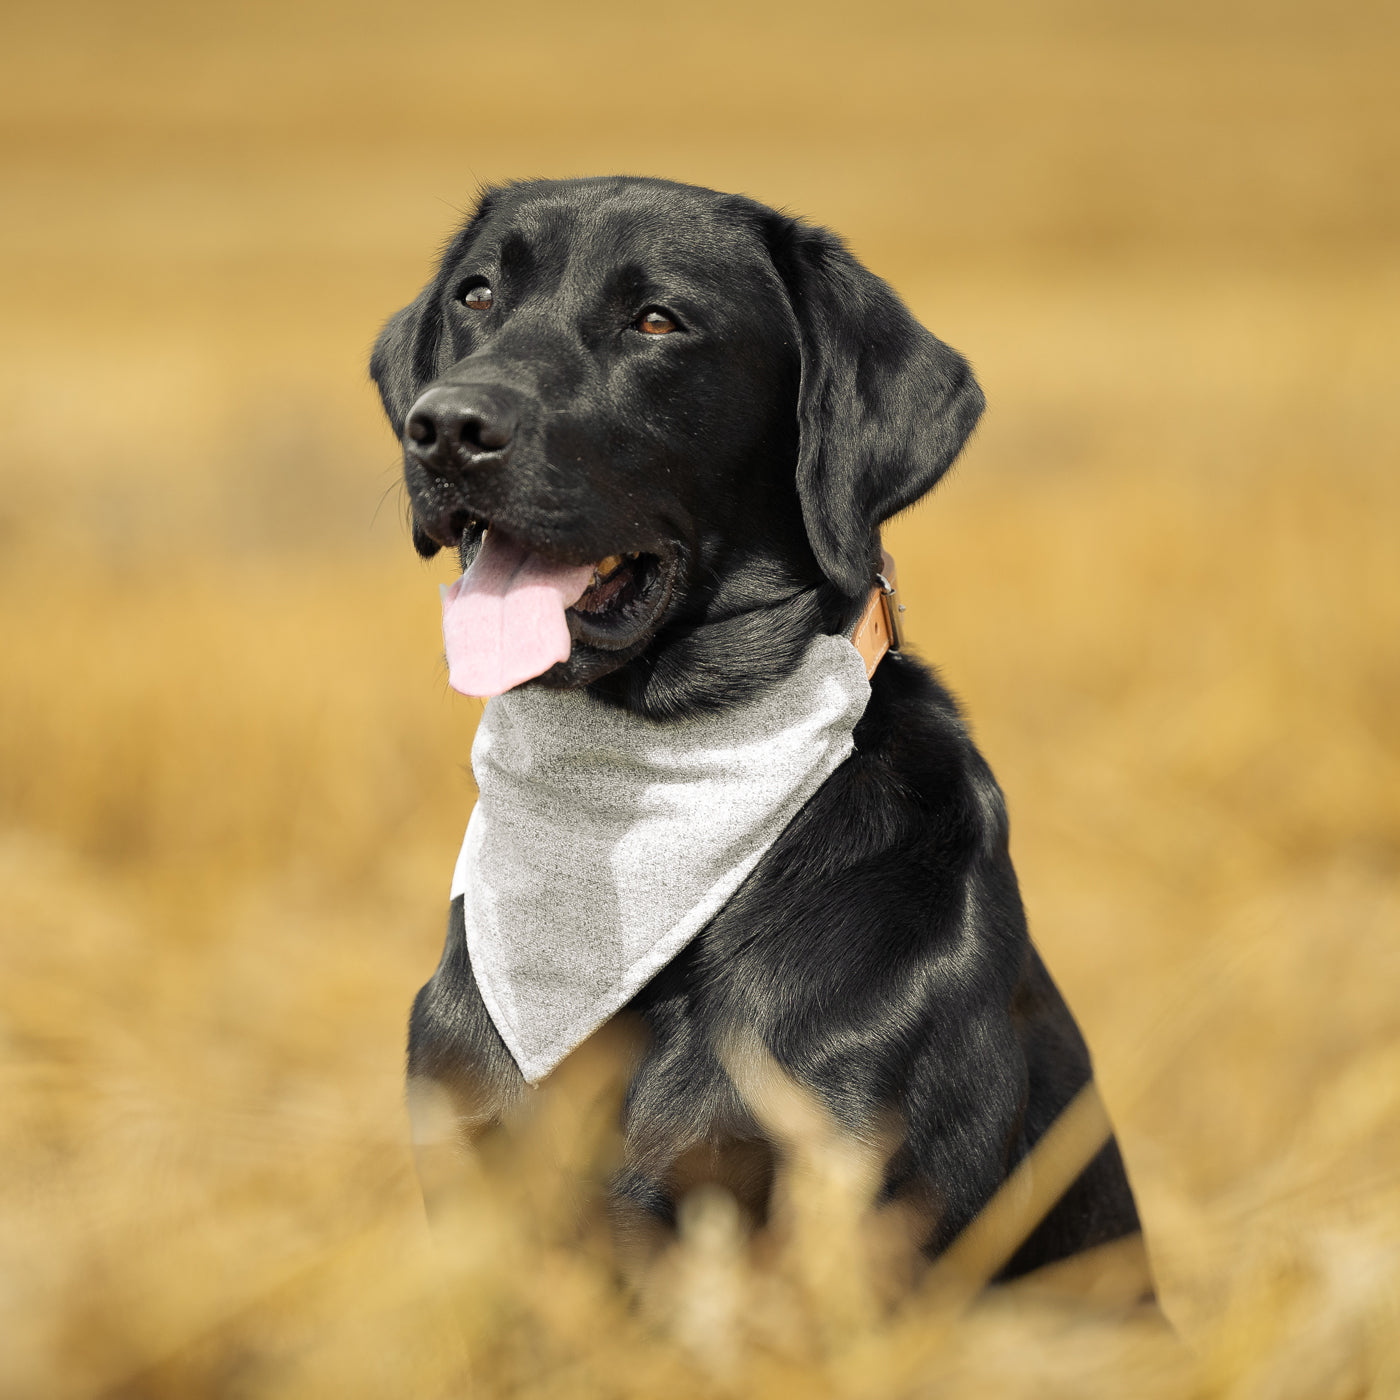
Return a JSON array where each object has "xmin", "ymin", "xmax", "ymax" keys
[
  {"xmin": 369, "ymin": 286, "xmax": 443, "ymax": 442},
  {"xmin": 370, "ymin": 190, "xmax": 503, "ymax": 559},
  {"xmin": 371, "ymin": 188, "xmax": 502, "ymax": 440},
  {"xmin": 370, "ymin": 289, "xmax": 448, "ymax": 558}
]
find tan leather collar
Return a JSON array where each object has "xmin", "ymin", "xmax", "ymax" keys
[{"xmin": 849, "ymin": 547, "xmax": 903, "ymax": 680}]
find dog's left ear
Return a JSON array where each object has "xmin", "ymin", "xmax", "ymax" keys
[{"xmin": 770, "ymin": 222, "xmax": 985, "ymax": 597}]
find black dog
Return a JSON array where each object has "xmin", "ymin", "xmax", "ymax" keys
[{"xmin": 371, "ymin": 175, "xmax": 1145, "ymax": 1284}]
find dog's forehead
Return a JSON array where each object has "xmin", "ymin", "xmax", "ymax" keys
[{"xmin": 463, "ymin": 180, "xmax": 770, "ymax": 287}]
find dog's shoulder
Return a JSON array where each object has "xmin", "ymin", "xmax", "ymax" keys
[
  {"xmin": 639, "ymin": 649, "xmax": 1032, "ymax": 1061},
  {"xmin": 721, "ymin": 648, "xmax": 1021, "ymax": 951},
  {"xmin": 851, "ymin": 649, "xmax": 1011, "ymax": 849}
]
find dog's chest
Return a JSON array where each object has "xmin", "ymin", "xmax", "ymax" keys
[{"xmin": 454, "ymin": 635, "xmax": 871, "ymax": 1085}]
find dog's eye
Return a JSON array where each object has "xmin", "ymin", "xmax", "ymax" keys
[
  {"xmin": 460, "ymin": 282, "xmax": 493, "ymax": 311},
  {"xmin": 637, "ymin": 309, "xmax": 678, "ymax": 336}
]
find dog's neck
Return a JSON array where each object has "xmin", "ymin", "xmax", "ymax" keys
[{"xmin": 584, "ymin": 548, "xmax": 902, "ymax": 719}]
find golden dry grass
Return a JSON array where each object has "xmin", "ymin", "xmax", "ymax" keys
[{"xmin": 2, "ymin": 1, "xmax": 1398, "ymax": 1395}]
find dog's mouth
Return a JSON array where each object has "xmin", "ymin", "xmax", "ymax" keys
[
  {"xmin": 439, "ymin": 518, "xmax": 678, "ymax": 697},
  {"xmin": 567, "ymin": 550, "xmax": 672, "ymax": 648}
]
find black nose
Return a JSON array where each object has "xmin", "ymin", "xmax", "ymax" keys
[{"xmin": 404, "ymin": 386, "xmax": 517, "ymax": 473}]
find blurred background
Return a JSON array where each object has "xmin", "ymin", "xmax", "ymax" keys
[{"xmin": 2, "ymin": 0, "xmax": 1398, "ymax": 1394}]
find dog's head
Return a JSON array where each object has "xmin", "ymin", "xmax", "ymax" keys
[{"xmin": 371, "ymin": 176, "xmax": 983, "ymax": 716}]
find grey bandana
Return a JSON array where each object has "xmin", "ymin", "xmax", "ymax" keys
[{"xmin": 449, "ymin": 632, "xmax": 872, "ymax": 1083}]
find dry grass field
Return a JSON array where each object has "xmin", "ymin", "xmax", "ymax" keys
[{"xmin": 2, "ymin": 1, "xmax": 1399, "ymax": 1395}]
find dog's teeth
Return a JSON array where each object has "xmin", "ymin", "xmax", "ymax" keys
[{"xmin": 595, "ymin": 554, "xmax": 624, "ymax": 578}]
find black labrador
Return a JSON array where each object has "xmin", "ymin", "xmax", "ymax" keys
[{"xmin": 370, "ymin": 175, "xmax": 1146, "ymax": 1286}]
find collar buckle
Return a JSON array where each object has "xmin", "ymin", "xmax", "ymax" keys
[{"xmin": 850, "ymin": 546, "xmax": 904, "ymax": 679}]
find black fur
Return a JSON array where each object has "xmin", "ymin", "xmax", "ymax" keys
[{"xmin": 373, "ymin": 176, "xmax": 1143, "ymax": 1280}]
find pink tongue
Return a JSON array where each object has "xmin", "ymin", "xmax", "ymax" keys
[{"xmin": 440, "ymin": 532, "xmax": 595, "ymax": 697}]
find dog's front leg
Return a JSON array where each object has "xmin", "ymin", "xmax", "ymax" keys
[
  {"xmin": 405, "ymin": 1073, "xmax": 508, "ymax": 1226},
  {"xmin": 899, "ymin": 1012, "xmax": 1030, "ymax": 1258},
  {"xmin": 405, "ymin": 899, "xmax": 528, "ymax": 1222}
]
